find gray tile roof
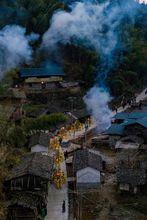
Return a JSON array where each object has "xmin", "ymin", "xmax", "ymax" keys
[
  {"xmin": 6, "ymin": 152, "xmax": 54, "ymax": 180},
  {"xmin": 29, "ymin": 132, "xmax": 53, "ymax": 148},
  {"xmin": 73, "ymin": 149, "xmax": 102, "ymax": 172},
  {"xmin": 117, "ymin": 167, "xmax": 146, "ymax": 186}
]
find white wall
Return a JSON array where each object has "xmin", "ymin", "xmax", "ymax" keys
[
  {"xmin": 31, "ymin": 144, "xmax": 48, "ymax": 153},
  {"xmin": 76, "ymin": 167, "xmax": 101, "ymax": 184}
]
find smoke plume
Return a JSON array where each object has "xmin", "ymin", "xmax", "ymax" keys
[
  {"xmin": 0, "ymin": 25, "xmax": 39, "ymax": 79},
  {"xmin": 84, "ymin": 86, "xmax": 113, "ymax": 132},
  {"xmin": 42, "ymin": 0, "xmax": 140, "ymax": 131}
]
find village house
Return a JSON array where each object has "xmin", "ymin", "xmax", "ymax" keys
[
  {"xmin": 91, "ymin": 135, "xmax": 110, "ymax": 148},
  {"xmin": 105, "ymin": 124, "xmax": 124, "ymax": 148},
  {"xmin": 112, "ymin": 112, "xmax": 147, "ymax": 124},
  {"xmin": 20, "ymin": 64, "xmax": 65, "ymax": 90},
  {"xmin": 7, "ymin": 192, "xmax": 46, "ymax": 220},
  {"xmin": 73, "ymin": 149, "xmax": 103, "ymax": 190},
  {"xmin": 124, "ymin": 117, "xmax": 147, "ymax": 143},
  {"xmin": 5, "ymin": 152, "xmax": 54, "ymax": 193},
  {"xmin": 106, "ymin": 113, "xmax": 147, "ymax": 148},
  {"xmin": 5, "ymin": 152, "xmax": 54, "ymax": 219},
  {"xmin": 116, "ymin": 149, "xmax": 147, "ymax": 194},
  {"xmin": 117, "ymin": 162, "xmax": 146, "ymax": 194},
  {"xmin": 115, "ymin": 135, "xmax": 143, "ymax": 151},
  {"xmin": 71, "ymin": 108, "xmax": 90, "ymax": 123},
  {"xmin": 29, "ymin": 132, "xmax": 53, "ymax": 153}
]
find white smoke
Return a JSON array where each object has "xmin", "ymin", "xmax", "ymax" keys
[
  {"xmin": 41, "ymin": 0, "xmax": 139, "ymax": 131},
  {"xmin": 42, "ymin": 2, "xmax": 119, "ymax": 56},
  {"xmin": 138, "ymin": 0, "xmax": 147, "ymax": 4},
  {"xmin": 84, "ymin": 86, "xmax": 113, "ymax": 132},
  {"xmin": 0, "ymin": 25, "xmax": 39, "ymax": 79}
]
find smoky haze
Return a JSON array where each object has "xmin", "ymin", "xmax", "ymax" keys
[
  {"xmin": 41, "ymin": 0, "xmax": 140, "ymax": 131},
  {"xmin": 0, "ymin": 25, "xmax": 39, "ymax": 79}
]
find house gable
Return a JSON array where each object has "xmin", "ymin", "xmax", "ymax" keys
[
  {"xmin": 31, "ymin": 144, "xmax": 48, "ymax": 153},
  {"xmin": 76, "ymin": 167, "xmax": 101, "ymax": 184}
]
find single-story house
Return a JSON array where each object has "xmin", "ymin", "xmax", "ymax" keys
[
  {"xmin": 29, "ymin": 132, "xmax": 53, "ymax": 153},
  {"xmin": 73, "ymin": 149, "xmax": 103, "ymax": 190},
  {"xmin": 4, "ymin": 152, "xmax": 54, "ymax": 194}
]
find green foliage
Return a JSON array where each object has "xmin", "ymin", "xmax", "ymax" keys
[
  {"xmin": 23, "ymin": 103, "xmax": 46, "ymax": 114},
  {"xmin": 62, "ymin": 44, "xmax": 99, "ymax": 88},
  {"xmin": 22, "ymin": 113, "xmax": 68, "ymax": 132},
  {"xmin": 0, "ymin": 0, "xmax": 66, "ymax": 34},
  {"xmin": 7, "ymin": 125, "xmax": 27, "ymax": 148},
  {"xmin": 107, "ymin": 24, "xmax": 147, "ymax": 100},
  {"xmin": 0, "ymin": 107, "xmax": 26, "ymax": 148},
  {"xmin": 0, "ymin": 108, "xmax": 9, "ymax": 145},
  {"xmin": 0, "ymin": 69, "xmax": 19, "ymax": 95},
  {"xmin": 0, "ymin": 145, "xmax": 25, "ymax": 219}
]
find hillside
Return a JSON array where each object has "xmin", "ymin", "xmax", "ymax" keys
[
  {"xmin": 0, "ymin": 0, "xmax": 147, "ymax": 219},
  {"xmin": 0, "ymin": 0, "xmax": 146, "ymax": 100}
]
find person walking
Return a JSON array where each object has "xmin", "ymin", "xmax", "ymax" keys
[{"xmin": 62, "ymin": 200, "xmax": 66, "ymax": 213}]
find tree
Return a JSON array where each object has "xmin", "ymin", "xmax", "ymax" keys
[
  {"xmin": 22, "ymin": 113, "xmax": 68, "ymax": 133},
  {"xmin": 7, "ymin": 125, "xmax": 27, "ymax": 148},
  {"xmin": 0, "ymin": 0, "xmax": 66, "ymax": 34},
  {"xmin": 62, "ymin": 44, "xmax": 99, "ymax": 88}
]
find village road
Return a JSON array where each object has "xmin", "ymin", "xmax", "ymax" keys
[{"xmin": 45, "ymin": 161, "xmax": 68, "ymax": 220}]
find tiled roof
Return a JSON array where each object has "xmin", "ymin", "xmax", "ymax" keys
[
  {"xmin": 114, "ymin": 112, "xmax": 147, "ymax": 120},
  {"xmin": 106, "ymin": 124, "xmax": 124, "ymax": 135},
  {"xmin": 106, "ymin": 117, "xmax": 147, "ymax": 135},
  {"xmin": 6, "ymin": 152, "xmax": 54, "ymax": 180},
  {"xmin": 20, "ymin": 66, "xmax": 65, "ymax": 78},
  {"xmin": 29, "ymin": 132, "xmax": 53, "ymax": 148},
  {"xmin": 117, "ymin": 166, "xmax": 146, "ymax": 186},
  {"xmin": 73, "ymin": 149, "xmax": 102, "ymax": 172},
  {"xmin": 137, "ymin": 117, "xmax": 147, "ymax": 128}
]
